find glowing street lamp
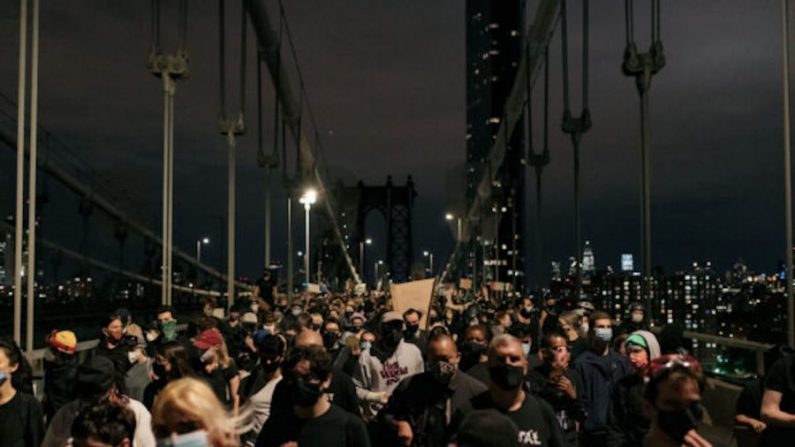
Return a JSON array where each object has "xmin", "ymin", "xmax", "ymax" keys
[
  {"xmin": 299, "ymin": 189, "xmax": 318, "ymax": 285},
  {"xmin": 196, "ymin": 237, "xmax": 210, "ymax": 264}
]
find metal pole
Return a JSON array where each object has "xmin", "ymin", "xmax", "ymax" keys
[
  {"xmin": 161, "ymin": 74, "xmax": 171, "ymax": 306},
  {"xmin": 25, "ymin": 0, "xmax": 39, "ymax": 353},
  {"xmin": 287, "ymin": 196, "xmax": 293, "ymax": 301},
  {"xmin": 457, "ymin": 218, "xmax": 462, "ymax": 243},
  {"xmin": 264, "ymin": 171, "xmax": 272, "ymax": 267},
  {"xmin": 359, "ymin": 242, "xmax": 365, "ymax": 279},
  {"xmin": 574, "ymin": 143, "xmax": 581, "ymax": 295},
  {"xmin": 640, "ymin": 90, "xmax": 652, "ymax": 312},
  {"xmin": 13, "ymin": 0, "xmax": 28, "ymax": 346},
  {"xmin": 166, "ymin": 78, "xmax": 175, "ymax": 306},
  {"xmin": 430, "ymin": 254, "xmax": 434, "ymax": 276},
  {"xmin": 196, "ymin": 239, "xmax": 202, "ymax": 264},
  {"xmin": 782, "ymin": 0, "xmax": 795, "ymax": 348},
  {"xmin": 304, "ymin": 203, "xmax": 310, "ymax": 286},
  {"xmin": 227, "ymin": 132, "xmax": 236, "ymax": 307}
]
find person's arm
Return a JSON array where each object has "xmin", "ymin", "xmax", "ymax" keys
[
  {"xmin": 761, "ymin": 389, "xmax": 795, "ymax": 427},
  {"xmin": 735, "ymin": 413, "xmax": 767, "ymax": 432},
  {"xmin": 353, "ymin": 354, "xmax": 386, "ymax": 404},
  {"xmin": 229, "ymin": 373, "xmax": 241, "ymax": 418}
]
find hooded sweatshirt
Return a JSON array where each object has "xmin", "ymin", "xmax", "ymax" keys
[
  {"xmin": 353, "ymin": 339, "xmax": 424, "ymax": 420},
  {"xmin": 606, "ymin": 330, "xmax": 661, "ymax": 447}
]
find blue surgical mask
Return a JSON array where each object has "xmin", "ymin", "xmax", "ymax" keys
[
  {"xmin": 521, "ymin": 343, "xmax": 531, "ymax": 356},
  {"xmin": 156, "ymin": 430, "xmax": 210, "ymax": 447},
  {"xmin": 361, "ymin": 341, "xmax": 372, "ymax": 351},
  {"xmin": 594, "ymin": 327, "xmax": 613, "ymax": 342}
]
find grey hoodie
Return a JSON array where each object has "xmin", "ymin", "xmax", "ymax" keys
[
  {"xmin": 628, "ymin": 329, "xmax": 661, "ymax": 360},
  {"xmin": 353, "ymin": 339, "xmax": 424, "ymax": 420}
]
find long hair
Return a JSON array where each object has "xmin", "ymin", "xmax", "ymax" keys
[
  {"xmin": 0, "ymin": 337, "xmax": 33, "ymax": 394},
  {"xmin": 151, "ymin": 378, "xmax": 238, "ymax": 447},
  {"xmin": 157, "ymin": 341, "xmax": 195, "ymax": 381}
]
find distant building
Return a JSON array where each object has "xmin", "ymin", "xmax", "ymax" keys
[
  {"xmin": 582, "ymin": 241, "xmax": 595, "ymax": 274},
  {"xmin": 621, "ymin": 254, "xmax": 634, "ymax": 272},
  {"xmin": 466, "ymin": 0, "xmax": 526, "ymax": 290}
]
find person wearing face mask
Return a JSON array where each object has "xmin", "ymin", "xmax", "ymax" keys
[
  {"xmin": 237, "ymin": 334, "xmax": 286, "ymax": 446},
  {"xmin": 460, "ymin": 325, "xmax": 491, "ymax": 385},
  {"xmin": 619, "ymin": 302, "xmax": 648, "ymax": 336},
  {"xmin": 451, "ymin": 334, "xmax": 565, "ymax": 447},
  {"xmin": 43, "ymin": 330, "xmax": 79, "ymax": 421},
  {"xmin": 353, "ymin": 311, "xmax": 424, "ymax": 421},
  {"xmin": 256, "ymin": 345, "xmax": 371, "ymax": 447},
  {"xmin": 380, "ymin": 334, "xmax": 487, "ymax": 446},
  {"xmin": 606, "ymin": 330, "xmax": 660, "ymax": 447},
  {"xmin": 95, "ymin": 313, "xmax": 133, "ymax": 379},
  {"xmin": 403, "ymin": 309, "xmax": 429, "ymax": 358},
  {"xmin": 526, "ymin": 332, "xmax": 585, "ymax": 447},
  {"xmin": 143, "ymin": 341, "xmax": 195, "ymax": 410},
  {"xmin": 493, "ymin": 311, "xmax": 513, "ymax": 337},
  {"xmin": 540, "ymin": 297, "xmax": 561, "ymax": 336},
  {"xmin": 644, "ymin": 355, "xmax": 723, "ymax": 447},
  {"xmin": 0, "ymin": 337, "xmax": 44, "ymax": 447},
  {"xmin": 572, "ymin": 311, "xmax": 631, "ymax": 446}
]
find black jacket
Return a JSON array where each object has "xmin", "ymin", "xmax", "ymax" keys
[{"xmin": 606, "ymin": 373, "xmax": 648, "ymax": 447}]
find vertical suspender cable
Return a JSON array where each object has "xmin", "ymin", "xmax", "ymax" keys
[
  {"xmin": 13, "ymin": 0, "xmax": 28, "ymax": 346},
  {"xmin": 25, "ymin": 0, "xmax": 39, "ymax": 352},
  {"xmin": 781, "ymin": 0, "xmax": 794, "ymax": 348}
]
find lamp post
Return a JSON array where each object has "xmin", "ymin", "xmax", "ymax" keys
[
  {"xmin": 445, "ymin": 213, "xmax": 462, "ymax": 242},
  {"xmin": 299, "ymin": 189, "xmax": 317, "ymax": 287},
  {"xmin": 423, "ymin": 250, "xmax": 434, "ymax": 277},
  {"xmin": 374, "ymin": 259, "xmax": 384, "ymax": 287},
  {"xmin": 359, "ymin": 238, "xmax": 372, "ymax": 281},
  {"xmin": 195, "ymin": 237, "xmax": 210, "ymax": 264}
]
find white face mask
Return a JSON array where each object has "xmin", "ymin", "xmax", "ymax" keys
[
  {"xmin": 128, "ymin": 350, "xmax": 141, "ymax": 364},
  {"xmin": 580, "ymin": 322, "xmax": 590, "ymax": 335}
]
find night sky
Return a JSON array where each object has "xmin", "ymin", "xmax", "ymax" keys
[{"xmin": 0, "ymin": 1, "xmax": 791, "ymax": 287}]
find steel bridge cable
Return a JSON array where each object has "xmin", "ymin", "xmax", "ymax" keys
[
  {"xmin": 178, "ymin": 0, "xmax": 187, "ymax": 55},
  {"xmin": 150, "ymin": 0, "xmax": 160, "ymax": 56}
]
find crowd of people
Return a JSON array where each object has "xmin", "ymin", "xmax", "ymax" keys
[{"xmin": 1, "ymin": 276, "xmax": 795, "ymax": 446}]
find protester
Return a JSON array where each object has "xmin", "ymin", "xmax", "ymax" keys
[
  {"xmin": 271, "ymin": 328, "xmax": 360, "ymax": 416},
  {"xmin": 643, "ymin": 354, "xmax": 717, "ymax": 447},
  {"xmin": 0, "ymin": 337, "xmax": 44, "ymax": 447},
  {"xmin": 760, "ymin": 351, "xmax": 795, "ymax": 445},
  {"xmin": 493, "ymin": 311, "xmax": 513, "ymax": 337},
  {"xmin": 558, "ymin": 311, "xmax": 589, "ymax": 360},
  {"xmin": 380, "ymin": 333, "xmax": 487, "ymax": 446},
  {"xmin": 43, "ymin": 356, "xmax": 155, "ymax": 447},
  {"xmin": 451, "ymin": 334, "xmax": 565, "ymax": 446},
  {"xmin": 193, "ymin": 328, "xmax": 241, "ymax": 417},
  {"xmin": 94, "ymin": 312, "xmax": 132, "ymax": 378},
  {"xmin": 43, "ymin": 329, "xmax": 79, "ymax": 421},
  {"xmin": 572, "ymin": 311, "xmax": 631, "ymax": 445},
  {"xmin": 151, "ymin": 377, "xmax": 237, "ymax": 447},
  {"xmin": 143, "ymin": 340, "xmax": 195, "ymax": 409},
  {"xmin": 618, "ymin": 303, "xmax": 648, "ymax": 335},
  {"xmin": 123, "ymin": 328, "xmax": 151, "ymax": 403},
  {"xmin": 237, "ymin": 334, "xmax": 286, "ymax": 446},
  {"xmin": 256, "ymin": 345, "xmax": 371, "ymax": 447},
  {"xmin": 540, "ymin": 297, "xmax": 561, "ymax": 336},
  {"xmin": 353, "ymin": 311, "xmax": 424, "ymax": 420},
  {"xmin": 451, "ymin": 409, "xmax": 520, "ymax": 447},
  {"xmin": 403, "ymin": 308, "xmax": 429, "ymax": 357},
  {"xmin": 526, "ymin": 332, "xmax": 584, "ymax": 446},
  {"xmin": 70, "ymin": 402, "xmax": 136, "ymax": 447},
  {"xmin": 606, "ymin": 330, "xmax": 661, "ymax": 447},
  {"xmin": 459, "ymin": 325, "xmax": 491, "ymax": 384}
]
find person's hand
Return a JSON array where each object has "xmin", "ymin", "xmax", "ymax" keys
[
  {"xmin": 556, "ymin": 375, "xmax": 576, "ymax": 400},
  {"xmin": 682, "ymin": 429, "xmax": 712, "ymax": 447},
  {"xmin": 395, "ymin": 420, "xmax": 413, "ymax": 446},
  {"xmin": 750, "ymin": 419, "xmax": 767, "ymax": 433},
  {"xmin": 245, "ymin": 335, "xmax": 255, "ymax": 351}
]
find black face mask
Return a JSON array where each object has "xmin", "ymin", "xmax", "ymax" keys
[
  {"xmin": 489, "ymin": 364, "xmax": 525, "ymax": 390},
  {"xmin": 383, "ymin": 328, "xmax": 403, "ymax": 349},
  {"xmin": 323, "ymin": 332, "xmax": 341, "ymax": 350},
  {"xmin": 405, "ymin": 324, "xmax": 419, "ymax": 335},
  {"xmin": 152, "ymin": 362, "xmax": 167, "ymax": 381},
  {"xmin": 657, "ymin": 403, "xmax": 703, "ymax": 443},
  {"xmin": 291, "ymin": 378, "xmax": 324, "ymax": 407},
  {"xmin": 260, "ymin": 356, "xmax": 281, "ymax": 374}
]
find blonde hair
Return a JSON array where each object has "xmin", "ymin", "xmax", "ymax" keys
[{"xmin": 151, "ymin": 378, "xmax": 237, "ymax": 447}]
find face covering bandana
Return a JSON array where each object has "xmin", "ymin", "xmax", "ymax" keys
[
  {"xmin": 383, "ymin": 328, "xmax": 403, "ymax": 349},
  {"xmin": 657, "ymin": 403, "xmax": 703, "ymax": 444},
  {"xmin": 429, "ymin": 361, "xmax": 457, "ymax": 385},
  {"xmin": 360, "ymin": 341, "xmax": 372, "ymax": 351},
  {"xmin": 489, "ymin": 364, "xmax": 524, "ymax": 390},
  {"xmin": 160, "ymin": 319, "xmax": 178, "ymax": 342}
]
